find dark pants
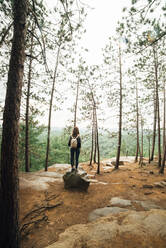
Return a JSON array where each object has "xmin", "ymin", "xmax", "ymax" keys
[{"xmin": 70, "ymin": 148, "xmax": 80, "ymax": 169}]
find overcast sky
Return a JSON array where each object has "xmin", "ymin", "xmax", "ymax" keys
[
  {"xmin": 47, "ymin": 0, "xmax": 131, "ymax": 128},
  {"xmin": 1, "ymin": 1, "xmax": 131, "ymax": 128},
  {"xmin": 81, "ymin": 0, "xmax": 130, "ymax": 64}
]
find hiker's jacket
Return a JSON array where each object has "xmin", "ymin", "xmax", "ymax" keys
[{"xmin": 68, "ymin": 135, "xmax": 81, "ymax": 149}]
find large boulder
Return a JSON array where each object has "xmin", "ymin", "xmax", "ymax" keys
[
  {"xmin": 63, "ymin": 171, "xmax": 90, "ymax": 191},
  {"xmin": 45, "ymin": 209, "xmax": 166, "ymax": 248}
]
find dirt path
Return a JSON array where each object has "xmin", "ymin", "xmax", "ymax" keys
[{"xmin": 20, "ymin": 160, "xmax": 166, "ymax": 248}]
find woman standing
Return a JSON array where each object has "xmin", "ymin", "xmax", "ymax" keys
[{"xmin": 68, "ymin": 126, "xmax": 81, "ymax": 172}]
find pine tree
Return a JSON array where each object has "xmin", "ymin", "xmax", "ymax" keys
[{"xmin": 0, "ymin": 1, "xmax": 28, "ymax": 247}]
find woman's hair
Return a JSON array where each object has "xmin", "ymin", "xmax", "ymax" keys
[{"xmin": 72, "ymin": 126, "xmax": 79, "ymax": 137}]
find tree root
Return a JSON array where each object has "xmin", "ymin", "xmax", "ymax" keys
[
  {"xmin": 22, "ymin": 202, "xmax": 63, "ymax": 221},
  {"xmin": 20, "ymin": 215, "xmax": 48, "ymax": 234}
]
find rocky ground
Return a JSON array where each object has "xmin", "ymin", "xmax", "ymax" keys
[{"xmin": 19, "ymin": 157, "xmax": 166, "ymax": 248}]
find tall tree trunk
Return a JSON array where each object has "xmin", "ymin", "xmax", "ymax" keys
[
  {"xmin": 150, "ymin": 83, "xmax": 157, "ymax": 161},
  {"xmin": 163, "ymin": 81, "xmax": 165, "ymax": 157},
  {"xmin": 93, "ymin": 122, "xmax": 97, "ymax": 163},
  {"xmin": 90, "ymin": 106, "xmax": 95, "ymax": 166},
  {"xmin": 153, "ymin": 46, "xmax": 161, "ymax": 167},
  {"xmin": 135, "ymin": 80, "xmax": 140, "ymax": 162},
  {"xmin": 0, "ymin": 1, "xmax": 28, "ymax": 247},
  {"xmin": 25, "ymin": 24, "xmax": 34, "ymax": 173},
  {"xmin": 160, "ymin": 143, "xmax": 166, "ymax": 174},
  {"xmin": 95, "ymin": 106, "xmax": 100, "ymax": 174},
  {"xmin": 90, "ymin": 91, "xmax": 100, "ymax": 173},
  {"xmin": 139, "ymin": 117, "xmax": 144, "ymax": 166},
  {"xmin": 148, "ymin": 136, "xmax": 151, "ymax": 164},
  {"xmin": 45, "ymin": 46, "xmax": 60, "ymax": 171},
  {"xmin": 115, "ymin": 43, "xmax": 122, "ymax": 169},
  {"xmin": 74, "ymin": 79, "xmax": 79, "ymax": 127},
  {"xmin": 160, "ymin": 81, "xmax": 166, "ymax": 174}
]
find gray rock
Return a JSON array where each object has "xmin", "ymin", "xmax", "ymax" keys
[
  {"xmin": 88, "ymin": 207, "xmax": 129, "ymax": 221},
  {"xmin": 63, "ymin": 171, "xmax": 90, "ymax": 191},
  {"xmin": 110, "ymin": 197, "xmax": 132, "ymax": 207},
  {"xmin": 134, "ymin": 200, "xmax": 161, "ymax": 210},
  {"xmin": 154, "ymin": 182, "xmax": 165, "ymax": 188},
  {"xmin": 160, "ymin": 181, "xmax": 166, "ymax": 186}
]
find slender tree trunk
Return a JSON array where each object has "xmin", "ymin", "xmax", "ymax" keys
[
  {"xmin": 95, "ymin": 106, "xmax": 100, "ymax": 174},
  {"xmin": 90, "ymin": 106, "xmax": 95, "ymax": 166},
  {"xmin": 93, "ymin": 117, "xmax": 97, "ymax": 163},
  {"xmin": 74, "ymin": 79, "xmax": 79, "ymax": 127},
  {"xmin": 163, "ymin": 81, "xmax": 165, "ymax": 157},
  {"xmin": 160, "ymin": 81, "xmax": 166, "ymax": 174},
  {"xmin": 148, "ymin": 137, "xmax": 151, "ymax": 164},
  {"xmin": 135, "ymin": 81, "xmax": 140, "ymax": 162},
  {"xmin": 150, "ymin": 84, "xmax": 157, "ymax": 161},
  {"xmin": 160, "ymin": 143, "xmax": 166, "ymax": 174},
  {"xmin": 115, "ymin": 43, "xmax": 122, "ymax": 169},
  {"xmin": 45, "ymin": 46, "xmax": 60, "ymax": 171},
  {"xmin": 90, "ymin": 91, "xmax": 100, "ymax": 173},
  {"xmin": 153, "ymin": 46, "xmax": 161, "ymax": 167},
  {"xmin": 0, "ymin": 1, "xmax": 28, "ymax": 247},
  {"xmin": 25, "ymin": 24, "xmax": 34, "ymax": 172},
  {"xmin": 139, "ymin": 118, "xmax": 144, "ymax": 166}
]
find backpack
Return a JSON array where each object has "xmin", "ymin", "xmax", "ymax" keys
[{"xmin": 70, "ymin": 136, "xmax": 78, "ymax": 148}]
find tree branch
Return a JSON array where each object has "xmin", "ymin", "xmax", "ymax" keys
[{"xmin": 0, "ymin": 22, "xmax": 13, "ymax": 47}]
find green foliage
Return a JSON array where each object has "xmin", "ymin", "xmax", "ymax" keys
[{"xmin": 19, "ymin": 119, "xmax": 46, "ymax": 171}]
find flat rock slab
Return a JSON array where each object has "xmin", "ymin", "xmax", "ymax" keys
[
  {"xmin": 19, "ymin": 164, "xmax": 88, "ymax": 191},
  {"xmin": 88, "ymin": 207, "xmax": 129, "ymax": 221},
  {"xmin": 105, "ymin": 156, "xmax": 135, "ymax": 164},
  {"xmin": 154, "ymin": 182, "xmax": 165, "ymax": 188},
  {"xmin": 35, "ymin": 171, "xmax": 63, "ymax": 178},
  {"xmin": 49, "ymin": 164, "xmax": 70, "ymax": 170},
  {"xmin": 46, "ymin": 209, "xmax": 166, "ymax": 248},
  {"xmin": 109, "ymin": 197, "xmax": 162, "ymax": 211},
  {"xmin": 161, "ymin": 181, "xmax": 166, "ymax": 186},
  {"xmin": 110, "ymin": 197, "xmax": 132, "ymax": 207},
  {"xmin": 19, "ymin": 176, "xmax": 62, "ymax": 191}
]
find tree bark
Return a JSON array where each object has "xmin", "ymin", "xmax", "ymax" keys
[
  {"xmin": 153, "ymin": 46, "xmax": 161, "ymax": 167},
  {"xmin": 115, "ymin": 43, "xmax": 122, "ymax": 169},
  {"xmin": 150, "ymin": 82, "xmax": 157, "ymax": 161},
  {"xmin": 163, "ymin": 81, "xmax": 165, "ymax": 158},
  {"xmin": 89, "ymin": 90, "xmax": 100, "ymax": 173},
  {"xmin": 95, "ymin": 106, "xmax": 100, "ymax": 174},
  {"xmin": 45, "ymin": 46, "xmax": 60, "ymax": 171},
  {"xmin": 160, "ymin": 143, "xmax": 166, "ymax": 174},
  {"xmin": 89, "ymin": 106, "xmax": 95, "ymax": 166},
  {"xmin": 160, "ymin": 81, "xmax": 166, "ymax": 173},
  {"xmin": 93, "ymin": 112, "xmax": 97, "ymax": 163},
  {"xmin": 139, "ymin": 117, "xmax": 144, "ymax": 166},
  {"xmin": 25, "ymin": 24, "xmax": 34, "ymax": 172},
  {"xmin": 135, "ymin": 81, "xmax": 140, "ymax": 162},
  {"xmin": 0, "ymin": 0, "xmax": 28, "ymax": 247},
  {"xmin": 148, "ymin": 137, "xmax": 151, "ymax": 164}
]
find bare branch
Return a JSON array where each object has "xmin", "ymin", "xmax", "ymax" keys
[{"xmin": 0, "ymin": 22, "xmax": 13, "ymax": 47}]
